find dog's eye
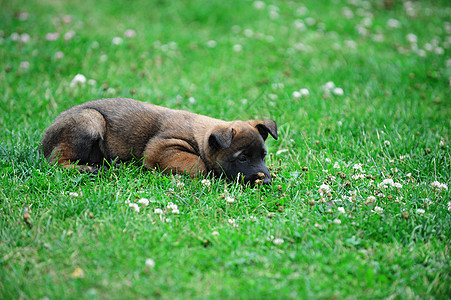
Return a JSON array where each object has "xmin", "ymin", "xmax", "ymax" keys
[{"xmin": 238, "ymin": 154, "xmax": 247, "ymax": 162}]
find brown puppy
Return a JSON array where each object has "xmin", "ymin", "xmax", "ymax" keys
[{"xmin": 40, "ymin": 98, "xmax": 278, "ymax": 184}]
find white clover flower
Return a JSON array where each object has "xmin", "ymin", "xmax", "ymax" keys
[
  {"xmin": 357, "ymin": 26, "xmax": 368, "ymax": 36},
  {"xmin": 342, "ymin": 7, "xmax": 354, "ymax": 18},
  {"xmin": 345, "ymin": 40, "xmax": 357, "ymax": 49},
  {"xmin": 272, "ymin": 83, "xmax": 284, "ymax": 89},
  {"xmin": 373, "ymin": 206, "xmax": 383, "ymax": 214},
  {"xmin": 206, "ymin": 40, "xmax": 217, "ymax": 48},
  {"xmin": 300, "ymin": 88, "xmax": 309, "ymax": 96},
  {"xmin": 366, "ymin": 196, "xmax": 376, "ymax": 203},
  {"xmin": 171, "ymin": 208, "xmax": 180, "ymax": 214},
  {"xmin": 447, "ymin": 202, "xmax": 451, "ymax": 211},
  {"xmin": 212, "ymin": 231, "xmax": 220, "ymax": 236},
  {"xmin": 17, "ymin": 12, "xmax": 29, "ymax": 21},
  {"xmin": 268, "ymin": 93, "xmax": 278, "ymax": 100},
  {"xmin": 18, "ymin": 33, "xmax": 30, "ymax": 43},
  {"xmin": 100, "ymin": 54, "xmax": 108, "ymax": 62},
  {"xmin": 296, "ymin": 6, "xmax": 308, "ymax": 16},
  {"xmin": 129, "ymin": 203, "xmax": 140, "ymax": 212},
  {"xmin": 46, "ymin": 32, "xmax": 59, "ymax": 41},
  {"xmin": 416, "ymin": 208, "xmax": 425, "ymax": 215},
  {"xmin": 379, "ymin": 178, "xmax": 394, "ymax": 189},
  {"xmin": 124, "ymin": 29, "xmax": 136, "ymax": 38},
  {"xmin": 227, "ymin": 219, "xmax": 236, "ymax": 225},
  {"xmin": 145, "ymin": 258, "xmax": 155, "ymax": 268},
  {"xmin": 61, "ymin": 14, "xmax": 73, "ymax": 24},
  {"xmin": 292, "ymin": 91, "xmax": 301, "ymax": 99},
  {"xmin": 361, "ymin": 17, "xmax": 372, "ymax": 27},
  {"xmin": 64, "ymin": 30, "xmax": 75, "ymax": 40},
  {"xmin": 243, "ymin": 28, "xmax": 254, "ymax": 37},
  {"xmin": 226, "ymin": 196, "xmax": 235, "ymax": 204},
  {"xmin": 112, "ymin": 37, "xmax": 123, "ymax": 45},
  {"xmin": 87, "ymin": 79, "xmax": 96, "ymax": 86},
  {"xmin": 337, "ymin": 207, "xmax": 345, "ymax": 214},
  {"xmin": 188, "ymin": 97, "xmax": 196, "ymax": 104},
  {"xmin": 154, "ymin": 208, "xmax": 163, "ymax": 215},
  {"xmin": 353, "ymin": 163, "xmax": 363, "ymax": 171},
  {"xmin": 19, "ymin": 61, "xmax": 30, "ymax": 70},
  {"xmin": 352, "ymin": 174, "xmax": 365, "ymax": 180},
  {"xmin": 372, "ymin": 34, "xmax": 385, "ymax": 42},
  {"xmin": 384, "ymin": 140, "xmax": 391, "ymax": 146},
  {"xmin": 294, "ymin": 20, "xmax": 306, "ymax": 31},
  {"xmin": 55, "ymin": 51, "xmax": 64, "ymax": 59},
  {"xmin": 393, "ymin": 182, "xmax": 403, "ymax": 189},
  {"xmin": 69, "ymin": 192, "xmax": 79, "ymax": 197},
  {"xmin": 249, "ymin": 216, "xmax": 257, "ymax": 222},
  {"xmin": 333, "ymin": 162, "xmax": 340, "ymax": 169},
  {"xmin": 406, "ymin": 33, "xmax": 417, "ymax": 44},
  {"xmin": 387, "ymin": 19, "xmax": 401, "ymax": 28},
  {"xmin": 430, "ymin": 181, "xmax": 448, "ymax": 191},
  {"xmin": 323, "ymin": 81, "xmax": 335, "ymax": 90},
  {"xmin": 439, "ymin": 140, "xmax": 445, "ymax": 147},
  {"xmin": 70, "ymin": 74, "xmax": 87, "ymax": 88},
  {"xmin": 305, "ymin": 17, "xmax": 315, "ymax": 26},
  {"xmin": 233, "ymin": 44, "xmax": 243, "ymax": 52},
  {"xmin": 201, "ymin": 179, "xmax": 211, "ymax": 187},
  {"xmin": 138, "ymin": 198, "xmax": 149, "ymax": 206},
  {"xmin": 417, "ymin": 49, "xmax": 426, "ymax": 57},
  {"xmin": 269, "ymin": 10, "xmax": 279, "ymax": 20},
  {"xmin": 167, "ymin": 202, "xmax": 178, "ymax": 210},
  {"xmin": 253, "ymin": 1, "xmax": 265, "ymax": 10},
  {"xmin": 318, "ymin": 183, "xmax": 331, "ymax": 195},
  {"xmin": 333, "ymin": 219, "xmax": 342, "ymax": 225},
  {"xmin": 435, "ymin": 47, "xmax": 444, "ymax": 55},
  {"xmin": 11, "ymin": 32, "xmax": 20, "ymax": 41},
  {"xmin": 273, "ymin": 238, "xmax": 284, "ymax": 245},
  {"xmin": 325, "ymin": 158, "xmax": 331, "ymax": 164}
]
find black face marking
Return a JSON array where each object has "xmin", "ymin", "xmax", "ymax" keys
[{"xmin": 215, "ymin": 129, "xmax": 272, "ymax": 185}]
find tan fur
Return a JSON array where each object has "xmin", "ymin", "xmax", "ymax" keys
[{"xmin": 40, "ymin": 98, "xmax": 277, "ymax": 183}]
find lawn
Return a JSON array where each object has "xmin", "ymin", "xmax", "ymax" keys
[{"xmin": 1, "ymin": 0, "xmax": 450, "ymax": 299}]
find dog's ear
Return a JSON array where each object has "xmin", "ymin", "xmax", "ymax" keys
[
  {"xmin": 209, "ymin": 127, "xmax": 235, "ymax": 149},
  {"xmin": 248, "ymin": 119, "xmax": 278, "ymax": 141}
]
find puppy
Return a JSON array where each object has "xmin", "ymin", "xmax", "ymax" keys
[{"xmin": 40, "ymin": 98, "xmax": 278, "ymax": 184}]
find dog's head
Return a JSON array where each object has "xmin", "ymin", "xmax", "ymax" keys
[{"xmin": 205, "ymin": 119, "xmax": 278, "ymax": 185}]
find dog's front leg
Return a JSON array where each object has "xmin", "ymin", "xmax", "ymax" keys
[{"xmin": 143, "ymin": 138, "xmax": 207, "ymax": 178}]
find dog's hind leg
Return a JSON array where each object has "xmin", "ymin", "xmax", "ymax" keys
[{"xmin": 40, "ymin": 108, "xmax": 107, "ymax": 173}]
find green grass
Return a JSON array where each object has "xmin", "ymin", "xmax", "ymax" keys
[{"xmin": 1, "ymin": 0, "xmax": 450, "ymax": 298}]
